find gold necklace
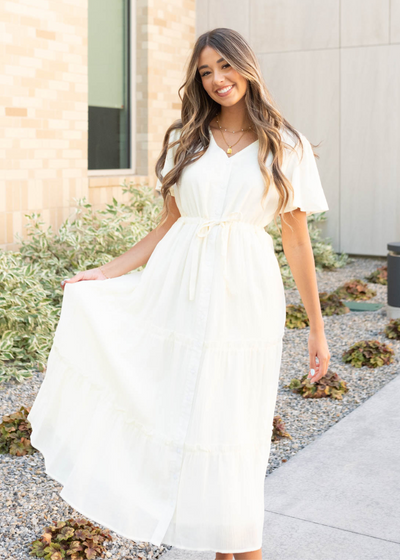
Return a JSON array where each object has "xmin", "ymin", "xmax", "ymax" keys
[{"xmin": 215, "ymin": 114, "xmax": 253, "ymax": 155}]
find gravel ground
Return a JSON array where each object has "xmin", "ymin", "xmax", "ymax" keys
[{"xmin": 1, "ymin": 255, "xmax": 398, "ymax": 559}]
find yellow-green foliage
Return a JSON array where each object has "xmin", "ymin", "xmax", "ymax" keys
[
  {"xmin": 342, "ymin": 339, "xmax": 395, "ymax": 368},
  {"xmin": 0, "ymin": 252, "xmax": 60, "ymax": 383},
  {"xmin": 0, "ymin": 405, "xmax": 36, "ymax": 456},
  {"xmin": 29, "ymin": 517, "xmax": 112, "ymax": 559},
  {"xmin": 334, "ymin": 278, "xmax": 376, "ymax": 301},
  {"xmin": 285, "ymin": 370, "xmax": 349, "ymax": 400},
  {"xmin": 271, "ymin": 414, "xmax": 292, "ymax": 442},
  {"xmin": 285, "ymin": 304, "xmax": 310, "ymax": 329},
  {"xmin": 365, "ymin": 264, "xmax": 387, "ymax": 285},
  {"xmin": 385, "ymin": 318, "xmax": 400, "ymax": 341},
  {"xmin": 1, "ymin": 182, "xmax": 162, "ymax": 384},
  {"xmin": 17, "ymin": 181, "xmax": 162, "ymax": 292}
]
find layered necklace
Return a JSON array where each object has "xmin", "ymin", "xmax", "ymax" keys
[{"xmin": 215, "ymin": 113, "xmax": 253, "ymax": 155}]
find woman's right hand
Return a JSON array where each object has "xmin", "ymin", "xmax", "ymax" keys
[{"xmin": 60, "ymin": 267, "xmax": 109, "ymax": 291}]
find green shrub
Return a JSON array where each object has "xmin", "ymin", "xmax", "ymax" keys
[
  {"xmin": 285, "ymin": 304, "xmax": 310, "ymax": 329},
  {"xmin": 1, "ymin": 181, "xmax": 162, "ymax": 384},
  {"xmin": 0, "ymin": 252, "xmax": 59, "ymax": 383},
  {"xmin": 385, "ymin": 318, "xmax": 400, "ymax": 341},
  {"xmin": 16, "ymin": 180, "xmax": 162, "ymax": 298},
  {"xmin": 29, "ymin": 517, "xmax": 112, "ymax": 559},
  {"xmin": 0, "ymin": 405, "xmax": 37, "ymax": 456},
  {"xmin": 285, "ymin": 370, "xmax": 349, "ymax": 400},
  {"xmin": 342, "ymin": 339, "xmax": 395, "ymax": 368},
  {"xmin": 334, "ymin": 278, "xmax": 376, "ymax": 301},
  {"xmin": 365, "ymin": 264, "xmax": 387, "ymax": 285}
]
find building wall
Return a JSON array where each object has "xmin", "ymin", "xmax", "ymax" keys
[
  {"xmin": 0, "ymin": 0, "xmax": 89, "ymax": 251},
  {"xmin": 197, "ymin": 0, "xmax": 400, "ymax": 257},
  {"xmin": 1, "ymin": 0, "xmax": 196, "ymax": 250}
]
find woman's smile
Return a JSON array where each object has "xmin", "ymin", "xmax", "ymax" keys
[{"xmin": 215, "ymin": 84, "xmax": 235, "ymax": 97}]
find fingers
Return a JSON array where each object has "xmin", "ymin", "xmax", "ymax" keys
[
  {"xmin": 60, "ymin": 271, "xmax": 84, "ymax": 289},
  {"xmin": 60, "ymin": 268, "xmax": 106, "ymax": 290},
  {"xmin": 308, "ymin": 354, "xmax": 331, "ymax": 383},
  {"xmin": 308, "ymin": 355, "xmax": 319, "ymax": 381}
]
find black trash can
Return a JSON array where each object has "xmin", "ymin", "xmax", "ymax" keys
[{"xmin": 387, "ymin": 242, "xmax": 400, "ymax": 319}]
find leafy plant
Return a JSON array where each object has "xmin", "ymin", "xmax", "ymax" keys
[
  {"xmin": 285, "ymin": 291, "xmax": 351, "ymax": 329},
  {"xmin": 365, "ymin": 264, "xmax": 387, "ymax": 285},
  {"xmin": 333, "ymin": 278, "xmax": 376, "ymax": 301},
  {"xmin": 1, "ymin": 181, "xmax": 162, "ymax": 384},
  {"xmin": 285, "ymin": 304, "xmax": 310, "ymax": 329},
  {"xmin": 285, "ymin": 369, "xmax": 349, "ymax": 400},
  {"xmin": 319, "ymin": 291, "xmax": 351, "ymax": 316},
  {"xmin": 342, "ymin": 339, "xmax": 395, "ymax": 368},
  {"xmin": 271, "ymin": 414, "xmax": 292, "ymax": 442},
  {"xmin": 16, "ymin": 180, "xmax": 162, "ymax": 304},
  {"xmin": 0, "ymin": 252, "xmax": 60, "ymax": 383},
  {"xmin": 29, "ymin": 517, "xmax": 113, "ymax": 559},
  {"xmin": 0, "ymin": 405, "xmax": 37, "ymax": 456},
  {"xmin": 385, "ymin": 318, "xmax": 400, "ymax": 341}
]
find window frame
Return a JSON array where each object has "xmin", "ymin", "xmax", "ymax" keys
[{"xmin": 88, "ymin": 0, "xmax": 137, "ymax": 177}]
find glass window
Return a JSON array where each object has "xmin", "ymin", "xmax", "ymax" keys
[{"xmin": 88, "ymin": 0, "xmax": 130, "ymax": 170}]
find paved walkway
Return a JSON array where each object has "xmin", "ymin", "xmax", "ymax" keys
[{"xmin": 164, "ymin": 373, "xmax": 400, "ymax": 559}]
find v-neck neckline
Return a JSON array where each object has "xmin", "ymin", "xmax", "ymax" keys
[{"xmin": 208, "ymin": 126, "xmax": 259, "ymax": 160}]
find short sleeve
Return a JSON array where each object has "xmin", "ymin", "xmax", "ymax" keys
[
  {"xmin": 155, "ymin": 127, "xmax": 181, "ymax": 197},
  {"xmin": 280, "ymin": 132, "xmax": 329, "ymax": 216}
]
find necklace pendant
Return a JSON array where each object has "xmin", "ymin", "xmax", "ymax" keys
[{"xmin": 227, "ymin": 146, "xmax": 232, "ymax": 154}]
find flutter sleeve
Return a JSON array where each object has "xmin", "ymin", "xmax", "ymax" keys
[
  {"xmin": 280, "ymin": 131, "xmax": 329, "ymax": 216},
  {"xmin": 155, "ymin": 127, "xmax": 181, "ymax": 197}
]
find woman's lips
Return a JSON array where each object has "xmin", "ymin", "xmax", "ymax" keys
[{"xmin": 215, "ymin": 84, "xmax": 235, "ymax": 97}]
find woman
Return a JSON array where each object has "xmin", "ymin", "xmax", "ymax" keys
[{"xmin": 28, "ymin": 28, "xmax": 330, "ymax": 560}]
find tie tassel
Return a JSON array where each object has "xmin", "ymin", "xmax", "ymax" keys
[{"xmin": 188, "ymin": 212, "xmax": 243, "ymax": 301}]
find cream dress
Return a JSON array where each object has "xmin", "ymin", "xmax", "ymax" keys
[{"xmin": 27, "ymin": 126, "xmax": 329, "ymax": 553}]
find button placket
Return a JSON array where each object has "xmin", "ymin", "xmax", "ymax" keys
[{"xmin": 152, "ymin": 159, "xmax": 235, "ymax": 544}]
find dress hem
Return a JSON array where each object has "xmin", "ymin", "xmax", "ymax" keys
[{"xmin": 31, "ymin": 438, "xmax": 264, "ymax": 554}]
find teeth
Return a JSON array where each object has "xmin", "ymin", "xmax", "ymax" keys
[{"xmin": 217, "ymin": 85, "xmax": 233, "ymax": 93}]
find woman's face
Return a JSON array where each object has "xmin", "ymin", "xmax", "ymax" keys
[{"xmin": 197, "ymin": 46, "xmax": 248, "ymax": 107}]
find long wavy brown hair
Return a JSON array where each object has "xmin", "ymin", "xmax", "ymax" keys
[{"xmin": 155, "ymin": 27, "xmax": 320, "ymax": 231}]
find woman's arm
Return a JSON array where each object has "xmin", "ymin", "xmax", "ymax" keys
[
  {"xmin": 281, "ymin": 208, "xmax": 331, "ymax": 381},
  {"xmin": 100, "ymin": 195, "xmax": 181, "ymax": 278},
  {"xmin": 62, "ymin": 196, "xmax": 181, "ymax": 288}
]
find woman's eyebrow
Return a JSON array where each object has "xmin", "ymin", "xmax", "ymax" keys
[{"xmin": 198, "ymin": 58, "xmax": 225, "ymax": 71}]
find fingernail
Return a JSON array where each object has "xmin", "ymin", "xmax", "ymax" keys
[{"xmin": 310, "ymin": 368, "xmax": 315, "ymax": 376}]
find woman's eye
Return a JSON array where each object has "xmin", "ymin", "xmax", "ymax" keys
[{"xmin": 201, "ymin": 63, "xmax": 231, "ymax": 77}]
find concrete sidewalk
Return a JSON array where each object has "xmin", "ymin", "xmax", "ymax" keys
[{"xmin": 164, "ymin": 373, "xmax": 400, "ymax": 559}]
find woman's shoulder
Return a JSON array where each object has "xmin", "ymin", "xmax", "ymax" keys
[
  {"xmin": 165, "ymin": 122, "xmax": 183, "ymax": 144},
  {"xmin": 279, "ymin": 126, "xmax": 306, "ymax": 149},
  {"xmin": 279, "ymin": 126, "xmax": 314, "ymax": 168}
]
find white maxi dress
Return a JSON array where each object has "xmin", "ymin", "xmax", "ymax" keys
[{"xmin": 27, "ymin": 126, "xmax": 329, "ymax": 554}]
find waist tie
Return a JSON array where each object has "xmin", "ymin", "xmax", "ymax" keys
[{"xmin": 186, "ymin": 211, "xmax": 244, "ymax": 301}]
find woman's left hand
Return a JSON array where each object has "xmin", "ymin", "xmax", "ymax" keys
[{"xmin": 307, "ymin": 328, "xmax": 331, "ymax": 383}]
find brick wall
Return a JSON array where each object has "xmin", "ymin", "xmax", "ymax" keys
[
  {"xmin": 0, "ymin": 0, "xmax": 89, "ymax": 250},
  {"xmin": 1, "ymin": 0, "xmax": 196, "ymax": 250}
]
